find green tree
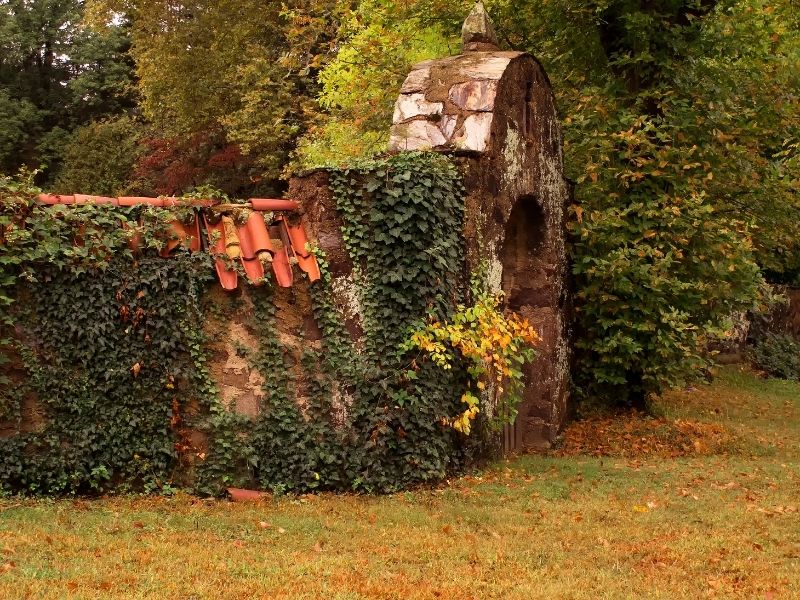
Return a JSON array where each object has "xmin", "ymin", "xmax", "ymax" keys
[
  {"xmin": 53, "ymin": 115, "xmax": 144, "ymax": 195},
  {"xmin": 297, "ymin": 0, "xmax": 798, "ymax": 403},
  {"xmin": 87, "ymin": 0, "xmax": 339, "ymax": 186}
]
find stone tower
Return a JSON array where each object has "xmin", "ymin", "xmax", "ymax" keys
[{"xmin": 388, "ymin": 2, "xmax": 572, "ymax": 448}]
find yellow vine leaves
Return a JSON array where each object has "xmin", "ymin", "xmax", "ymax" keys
[{"xmin": 405, "ymin": 291, "xmax": 538, "ymax": 435}]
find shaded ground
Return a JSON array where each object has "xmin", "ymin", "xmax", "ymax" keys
[{"xmin": 1, "ymin": 366, "xmax": 798, "ymax": 599}]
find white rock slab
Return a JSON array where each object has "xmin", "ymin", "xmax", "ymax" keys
[
  {"xmin": 449, "ymin": 79, "xmax": 498, "ymax": 111},
  {"xmin": 389, "ymin": 120, "xmax": 448, "ymax": 151},
  {"xmin": 400, "ymin": 67, "xmax": 432, "ymax": 93},
  {"xmin": 392, "ymin": 93, "xmax": 444, "ymax": 123},
  {"xmin": 439, "ymin": 114, "xmax": 458, "ymax": 139},
  {"xmin": 451, "ymin": 112, "xmax": 493, "ymax": 152}
]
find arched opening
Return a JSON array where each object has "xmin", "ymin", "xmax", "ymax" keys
[
  {"xmin": 500, "ymin": 196, "xmax": 551, "ymax": 453},
  {"xmin": 501, "ymin": 196, "xmax": 548, "ymax": 311}
]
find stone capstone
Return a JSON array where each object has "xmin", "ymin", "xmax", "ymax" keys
[{"xmin": 462, "ymin": 1, "xmax": 499, "ymax": 52}]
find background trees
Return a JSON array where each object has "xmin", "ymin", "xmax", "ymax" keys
[
  {"xmin": 0, "ymin": 0, "xmax": 136, "ymax": 177},
  {"xmin": 1, "ymin": 0, "xmax": 797, "ymax": 403}
]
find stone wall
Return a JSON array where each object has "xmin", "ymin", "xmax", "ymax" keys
[{"xmin": 2, "ymin": 7, "xmax": 573, "ymax": 459}]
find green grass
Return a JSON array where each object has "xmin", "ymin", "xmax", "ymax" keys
[{"xmin": 1, "ymin": 366, "xmax": 798, "ymax": 599}]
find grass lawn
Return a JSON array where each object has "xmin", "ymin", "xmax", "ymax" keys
[{"xmin": 1, "ymin": 366, "xmax": 798, "ymax": 599}]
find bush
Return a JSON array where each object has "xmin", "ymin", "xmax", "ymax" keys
[
  {"xmin": 748, "ymin": 332, "xmax": 800, "ymax": 381},
  {"xmin": 52, "ymin": 116, "xmax": 145, "ymax": 196}
]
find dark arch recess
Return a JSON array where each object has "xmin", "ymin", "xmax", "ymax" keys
[{"xmin": 501, "ymin": 196, "xmax": 550, "ymax": 311}]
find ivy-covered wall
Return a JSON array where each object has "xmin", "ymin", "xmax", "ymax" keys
[
  {"xmin": 0, "ymin": 154, "xmax": 495, "ymax": 495},
  {"xmin": 1, "ymin": 37, "xmax": 573, "ymax": 495}
]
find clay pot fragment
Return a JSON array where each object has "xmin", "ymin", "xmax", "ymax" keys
[{"xmin": 227, "ymin": 488, "xmax": 266, "ymax": 502}]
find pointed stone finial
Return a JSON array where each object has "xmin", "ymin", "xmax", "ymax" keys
[{"xmin": 462, "ymin": 1, "xmax": 499, "ymax": 52}]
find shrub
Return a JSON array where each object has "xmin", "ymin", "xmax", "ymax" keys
[{"xmin": 748, "ymin": 332, "xmax": 800, "ymax": 381}]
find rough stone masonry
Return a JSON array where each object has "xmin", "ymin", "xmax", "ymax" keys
[{"xmin": 285, "ymin": 1, "xmax": 573, "ymax": 449}]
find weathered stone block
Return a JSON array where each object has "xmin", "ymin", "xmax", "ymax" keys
[
  {"xmin": 451, "ymin": 113, "xmax": 493, "ymax": 152},
  {"xmin": 392, "ymin": 93, "xmax": 443, "ymax": 123},
  {"xmin": 449, "ymin": 79, "xmax": 498, "ymax": 111}
]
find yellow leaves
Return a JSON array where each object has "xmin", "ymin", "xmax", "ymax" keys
[
  {"xmin": 406, "ymin": 291, "xmax": 539, "ymax": 435},
  {"xmin": 452, "ymin": 393, "xmax": 480, "ymax": 434}
]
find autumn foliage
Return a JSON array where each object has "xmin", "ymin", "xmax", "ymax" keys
[{"xmin": 406, "ymin": 289, "xmax": 538, "ymax": 435}]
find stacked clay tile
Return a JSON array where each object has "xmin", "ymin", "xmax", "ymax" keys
[{"xmin": 37, "ymin": 194, "xmax": 321, "ymax": 290}]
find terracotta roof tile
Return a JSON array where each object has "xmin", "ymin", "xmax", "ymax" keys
[
  {"xmin": 38, "ymin": 194, "xmax": 75, "ymax": 205},
  {"xmin": 269, "ymin": 222, "xmax": 293, "ymax": 288},
  {"xmin": 74, "ymin": 194, "xmax": 118, "ymax": 205},
  {"xmin": 159, "ymin": 217, "xmax": 201, "ymax": 257},
  {"xmin": 250, "ymin": 198, "xmax": 299, "ymax": 211},
  {"xmin": 285, "ymin": 220, "xmax": 321, "ymax": 282},
  {"xmin": 33, "ymin": 193, "xmax": 320, "ymax": 290},
  {"xmin": 119, "ymin": 196, "xmax": 165, "ymax": 207},
  {"xmin": 203, "ymin": 214, "xmax": 238, "ymax": 291}
]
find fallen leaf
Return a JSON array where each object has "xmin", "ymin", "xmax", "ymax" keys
[{"xmin": 277, "ymin": 527, "xmax": 286, "ymax": 534}]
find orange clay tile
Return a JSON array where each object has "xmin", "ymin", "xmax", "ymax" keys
[
  {"xmin": 119, "ymin": 196, "xmax": 165, "ymax": 207},
  {"xmin": 236, "ymin": 216, "xmax": 256, "ymax": 260},
  {"xmin": 240, "ymin": 257, "xmax": 266, "ymax": 285},
  {"xmin": 203, "ymin": 215, "xmax": 238, "ymax": 291},
  {"xmin": 282, "ymin": 219, "xmax": 321, "ymax": 282},
  {"xmin": 296, "ymin": 253, "xmax": 321, "ymax": 282},
  {"xmin": 161, "ymin": 197, "xmax": 215, "ymax": 208},
  {"xmin": 269, "ymin": 223, "xmax": 293, "ymax": 288},
  {"xmin": 249, "ymin": 198, "xmax": 300, "ymax": 211},
  {"xmin": 74, "ymin": 194, "xmax": 118, "ymax": 205},
  {"xmin": 285, "ymin": 220, "xmax": 311, "ymax": 257},
  {"xmin": 237, "ymin": 212, "xmax": 273, "ymax": 260},
  {"xmin": 159, "ymin": 217, "xmax": 201, "ymax": 257},
  {"xmin": 31, "ymin": 191, "xmax": 322, "ymax": 290},
  {"xmin": 120, "ymin": 221, "xmax": 142, "ymax": 252},
  {"xmin": 38, "ymin": 194, "xmax": 75, "ymax": 205},
  {"xmin": 226, "ymin": 488, "xmax": 266, "ymax": 502}
]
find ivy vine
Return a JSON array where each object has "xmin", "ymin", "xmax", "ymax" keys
[{"xmin": 0, "ymin": 152, "xmax": 485, "ymax": 496}]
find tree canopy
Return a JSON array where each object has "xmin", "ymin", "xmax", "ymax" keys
[{"xmin": 1, "ymin": 0, "xmax": 798, "ymax": 403}]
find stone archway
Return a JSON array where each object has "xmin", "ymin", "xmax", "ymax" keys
[{"xmin": 500, "ymin": 196, "xmax": 554, "ymax": 452}]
